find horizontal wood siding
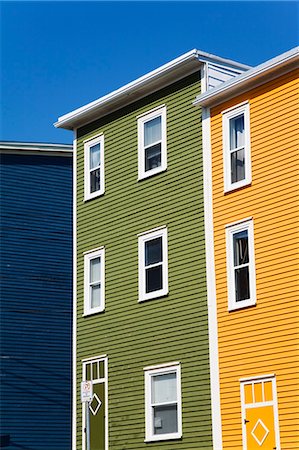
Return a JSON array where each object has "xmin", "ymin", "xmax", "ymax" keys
[
  {"xmin": 76, "ymin": 73, "xmax": 213, "ymax": 448},
  {"xmin": 210, "ymin": 69, "xmax": 299, "ymax": 449},
  {"xmin": 0, "ymin": 154, "xmax": 72, "ymax": 449}
]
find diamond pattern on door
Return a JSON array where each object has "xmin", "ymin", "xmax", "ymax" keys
[
  {"xmin": 89, "ymin": 393, "xmax": 102, "ymax": 416},
  {"xmin": 241, "ymin": 377, "xmax": 280, "ymax": 450},
  {"xmin": 251, "ymin": 419, "xmax": 269, "ymax": 446}
]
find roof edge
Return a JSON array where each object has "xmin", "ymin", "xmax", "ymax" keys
[
  {"xmin": 0, "ymin": 141, "xmax": 73, "ymax": 154},
  {"xmin": 55, "ymin": 49, "xmax": 250, "ymax": 130},
  {"xmin": 194, "ymin": 47, "xmax": 299, "ymax": 108}
]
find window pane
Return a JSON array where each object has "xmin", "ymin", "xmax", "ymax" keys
[
  {"xmin": 152, "ymin": 373, "xmax": 177, "ymax": 403},
  {"xmin": 144, "ymin": 116, "xmax": 161, "ymax": 147},
  {"xmin": 90, "ymin": 143, "xmax": 101, "ymax": 169},
  {"xmin": 235, "ymin": 266, "xmax": 250, "ymax": 301},
  {"xmin": 90, "ymin": 168, "xmax": 101, "ymax": 193},
  {"xmin": 145, "ymin": 143, "xmax": 161, "ymax": 171},
  {"xmin": 91, "ymin": 284, "xmax": 101, "ymax": 308},
  {"xmin": 146, "ymin": 266, "xmax": 162, "ymax": 293},
  {"xmin": 233, "ymin": 230, "xmax": 249, "ymax": 266},
  {"xmin": 90, "ymin": 257, "xmax": 101, "ymax": 283},
  {"xmin": 231, "ymin": 148, "xmax": 245, "ymax": 183},
  {"xmin": 230, "ymin": 114, "xmax": 244, "ymax": 150},
  {"xmin": 145, "ymin": 237, "xmax": 162, "ymax": 266},
  {"xmin": 153, "ymin": 404, "xmax": 178, "ymax": 435}
]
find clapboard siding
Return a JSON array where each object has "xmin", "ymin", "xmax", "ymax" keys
[
  {"xmin": 210, "ymin": 69, "xmax": 299, "ymax": 449},
  {"xmin": 76, "ymin": 73, "xmax": 213, "ymax": 448},
  {"xmin": 0, "ymin": 153, "xmax": 72, "ymax": 449}
]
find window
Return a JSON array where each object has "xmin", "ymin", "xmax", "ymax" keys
[
  {"xmin": 138, "ymin": 227, "xmax": 168, "ymax": 302},
  {"xmin": 84, "ymin": 134, "xmax": 104, "ymax": 200},
  {"xmin": 138, "ymin": 105, "xmax": 167, "ymax": 180},
  {"xmin": 144, "ymin": 363, "xmax": 182, "ymax": 442},
  {"xmin": 222, "ymin": 102, "xmax": 251, "ymax": 192},
  {"xmin": 226, "ymin": 219, "xmax": 256, "ymax": 310},
  {"xmin": 84, "ymin": 248, "xmax": 105, "ymax": 315}
]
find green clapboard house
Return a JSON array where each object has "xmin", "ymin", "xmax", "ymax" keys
[{"xmin": 55, "ymin": 50, "xmax": 249, "ymax": 450}]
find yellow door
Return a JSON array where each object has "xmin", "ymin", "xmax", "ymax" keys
[
  {"xmin": 242, "ymin": 378, "xmax": 279, "ymax": 450},
  {"xmin": 245, "ymin": 405, "xmax": 276, "ymax": 449}
]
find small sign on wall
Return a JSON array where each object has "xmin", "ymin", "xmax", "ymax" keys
[{"xmin": 81, "ymin": 381, "xmax": 93, "ymax": 402}]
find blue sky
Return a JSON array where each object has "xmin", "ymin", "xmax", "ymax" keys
[{"xmin": 1, "ymin": 1, "xmax": 298, "ymax": 144}]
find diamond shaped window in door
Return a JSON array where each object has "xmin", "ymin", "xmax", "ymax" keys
[{"xmin": 89, "ymin": 393, "xmax": 102, "ymax": 416}]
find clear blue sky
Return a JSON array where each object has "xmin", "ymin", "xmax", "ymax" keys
[{"xmin": 1, "ymin": 1, "xmax": 298, "ymax": 144}]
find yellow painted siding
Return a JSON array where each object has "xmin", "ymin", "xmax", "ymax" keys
[{"xmin": 210, "ymin": 69, "xmax": 299, "ymax": 449}]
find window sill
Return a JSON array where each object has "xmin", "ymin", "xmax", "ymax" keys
[
  {"xmin": 138, "ymin": 167, "xmax": 167, "ymax": 181},
  {"xmin": 224, "ymin": 180, "xmax": 251, "ymax": 194},
  {"xmin": 139, "ymin": 291, "xmax": 169, "ymax": 303},
  {"xmin": 84, "ymin": 190, "xmax": 105, "ymax": 202},
  {"xmin": 83, "ymin": 308, "xmax": 105, "ymax": 317},
  {"xmin": 228, "ymin": 300, "xmax": 256, "ymax": 312},
  {"xmin": 144, "ymin": 432, "xmax": 182, "ymax": 442}
]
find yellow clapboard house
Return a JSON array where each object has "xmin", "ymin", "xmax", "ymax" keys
[{"xmin": 195, "ymin": 48, "xmax": 299, "ymax": 449}]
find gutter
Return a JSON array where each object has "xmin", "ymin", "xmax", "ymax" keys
[{"xmin": 54, "ymin": 49, "xmax": 250, "ymax": 130}]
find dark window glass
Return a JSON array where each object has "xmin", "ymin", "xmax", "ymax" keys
[
  {"xmin": 146, "ymin": 266, "xmax": 162, "ymax": 293},
  {"xmin": 145, "ymin": 143, "xmax": 161, "ymax": 171},
  {"xmin": 233, "ymin": 231, "xmax": 249, "ymax": 266},
  {"xmin": 231, "ymin": 148, "xmax": 245, "ymax": 183},
  {"xmin": 145, "ymin": 237, "xmax": 162, "ymax": 266},
  {"xmin": 235, "ymin": 266, "xmax": 250, "ymax": 301},
  {"xmin": 153, "ymin": 405, "xmax": 178, "ymax": 435},
  {"xmin": 90, "ymin": 169, "xmax": 101, "ymax": 193}
]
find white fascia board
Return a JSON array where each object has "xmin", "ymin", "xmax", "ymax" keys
[
  {"xmin": 0, "ymin": 141, "xmax": 73, "ymax": 156},
  {"xmin": 194, "ymin": 46, "xmax": 299, "ymax": 108},
  {"xmin": 55, "ymin": 49, "xmax": 250, "ymax": 130}
]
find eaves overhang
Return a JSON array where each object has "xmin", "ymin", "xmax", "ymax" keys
[
  {"xmin": 54, "ymin": 49, "xmax": 250, "ymax": 130},
  {"xmin": 0, "ymin": 141, "xmax": 73, "ymax": 156},
  {"xmin": 194, "ymin": 46, "xmax": 299, "ymax": 108}
]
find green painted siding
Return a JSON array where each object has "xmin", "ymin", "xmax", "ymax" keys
[{"xmin": 76, "ymin": 72, "xmax": 212, "ymax": 449}]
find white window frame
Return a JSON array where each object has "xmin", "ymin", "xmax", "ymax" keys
[
  {"xmin": 84, "ymin": 247, "xmax": 105, "ymax": 315},
  {"xmin": 222, "ymin": 102, "xmax": 251, "ymax": 192},
  {"xmin": 144, "ymin": 362, "xmax": 182, "ymax": 442},
  {"xmin": 138, "ymin": 105, "xmax": 167, "ymax": 180},
  {"xmin": 84, "ymin": 134, "xmax": 105, "ymax": 200},
  {"xmin": 138, "ymin": 227, "xmax": 168, "ymax": 302},
  {"xmin": 226, "ymin": 218, "xmax": 256, "ymax": 311}
]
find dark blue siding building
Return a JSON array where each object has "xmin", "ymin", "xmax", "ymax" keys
[{"xmin": 0, "ymin": 142, "xmax": 73, "ymax": 450}]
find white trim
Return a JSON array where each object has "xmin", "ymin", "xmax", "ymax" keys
[
  {"xmin": 84, "ymin": 134, "xmax": 105, "ymax": 201},
  {"xmin": 138, "ymin": 227, "xmax": 168, "ymax": 302},
  {"xmin": 144, "ymin": 363, "xmax": 182, "ymax": 442},
  {"xmin": 55, "ymin": 49, "xmax": 249, "ymax": 130},
  {"xmin": 82, "ymin": 354, "xmax": 107, "ymax": 363},
  {"xmin": 84, "ymin": 248, "xmax": 105, "ymax": 315},
  {"xmin": 239, "ymin": 373, "xmax": 275, "ymax": 382},
  {"xmin": 72, "ymin": 129, "xmax": 77, "ymax": 450},
  {"xmin": 222, "ymin": 102, "xmax": 251, "ymax": 192},
  {"xmin": 221, "ymin": 100, "xmax": 249, "ymax": 115},
  {"xmin": 136, "ymin": 104, "xmax": 166, "ymax": 119},
  {"xmin": 143, "ymin": 361, "xmax": 180, "ymax": 371},
  {"xmin": 202, "ymin": 107, "xmax": 223, "ymax": 449},
  {"xmin": 240, "ymin": 375, "xmax": 280, "ymax": 450},
  {"xmin": 225, "ymin": 216, "xmax": 253, "ymax": 229},
  {"xmin": 83, "ymin": 246, "xmax": 105, "ymax": 256},
  {"xmin": 194, "ymin": 46, "xmax": 299, "ymax": 107},
  {"xmin": 226, "ymin": 218, "xmax": 256, "ymax": 311},
  {"xmin": 138, "ymin": 105, "xmax": 167, "ymax": 180},
  {"xmin": 83, "ymin": 132, "xmax": 104, "ymax": 144},
  {"xmin": 137, "ymin": 225, "xmax": 167, "ymax": 237}
]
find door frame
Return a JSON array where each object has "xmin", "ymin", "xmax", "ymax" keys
[
  {"xmin": 240, "ymin": 374, "xmax": 280, "ymax": 450},
  {"xmin": 82, "ymin": 355, "xmax": 108, "ymax": 450}
]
